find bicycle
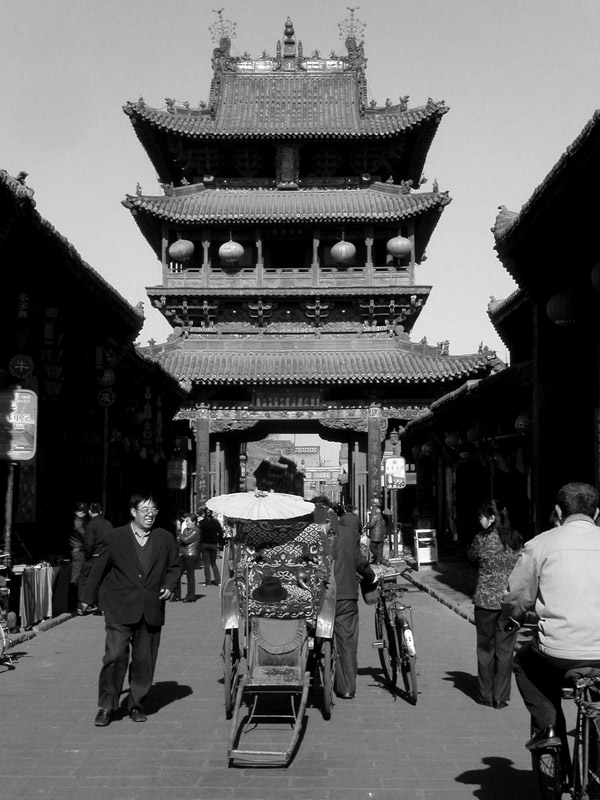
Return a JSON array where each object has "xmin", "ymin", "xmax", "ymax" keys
[
  {"xmin": 371, "ymin": 569, "xmax": 417, "ymax": 704},
  {"xmin": 0, "ymin": 556, "xmax": 15, "ymax": 668},
  {"xmin": 530, "ymin": 667, "xmax": 600, "ymax": 799}
]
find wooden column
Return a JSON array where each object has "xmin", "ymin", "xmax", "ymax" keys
[
  {"xmin": 367, "ymin": 405, "xmax": 383, "ymax": 506},
  {"xmin": 194, "ymin": 406, "xmax": 211, "ymax": 508}
]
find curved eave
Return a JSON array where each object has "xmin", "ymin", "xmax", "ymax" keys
[
  {"xmin": 124, "ymin": 186, "xmax": 450, "ymax": 262},
  {"xmin": 146, "ymin": 347, "xmax": 489, "ymax": 387},
  {"xmin": 145, "ymin": 285, "xmax": 433, "ymax": 299}
]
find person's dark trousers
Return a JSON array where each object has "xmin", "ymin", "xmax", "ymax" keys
[
  {"xmin": 513, "ymin": 639, "xmax": 600, "ymax": 732},
  {"xmin": 474, "ymin": 606, "xmax": 517, "ymax": 704},
  {"xmin": 201, "ymin": 543, "xmax": 221, "ymax": 586},
  {"xmin": 181, "ymin": 555, "xmax": 197, "ymax": 600},
  {"xmin": 98, "ymin": 617, "xmax": 161, "ymax": 712},
  {"xmin": 369, "ymin": 540, "xmax": 384, "ymax": 564},
  {"xmin": 334, "ymin": 599, "xmax": 359, "ymax": 696}
]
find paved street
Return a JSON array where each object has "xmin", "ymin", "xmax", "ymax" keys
[{"xmin": 0, "ymin": 566, "xmax": 537, "ymax": 800}]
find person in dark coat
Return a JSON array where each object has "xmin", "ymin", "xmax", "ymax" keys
[
  {"xmin": 176, "ymin": 512, "xmax": 201, "ymax": 602},
  {"xmin": 80, "ymin": 492, "xmax": 180, "ymax": 727},
  {"xmin": 332, "ymin": 523, "xmax": 376, "ymax": 699},
  {"xmin": 367, "ymin": 499, "xmax": 386, "ymax": 564},
  {"xmin": 77, "ymin": 502, "xmax": 112, "ymax": 613},
  {"xmin": 199, "ymin": 509, "xmax": 224, "ymax": 587},
  {"xmin": 338, "ymin": 504, "xmax": 362, "ymax": 545}
]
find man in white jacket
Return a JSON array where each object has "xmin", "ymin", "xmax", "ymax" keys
[{"xmin": 502, "ymin": 482, "xmax": 600, "ymax": 750}]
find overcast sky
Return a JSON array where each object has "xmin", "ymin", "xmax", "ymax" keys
[{"xmin": 2, "ymin": 0, "xmax": 599, "ymax": 364}]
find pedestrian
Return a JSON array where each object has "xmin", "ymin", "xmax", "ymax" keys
[
  {"xmin": 177, "ymin": 512, "xmax": 201, "ymax": 602},
  {"xmin": 467, "ymin": 499, "xmax": 522, "ymax": 708},
  {"xmin": 332, "ymin": 520, "xmax": 376, "ymax": 699},
  {"xmin": 502, "ymin": 482, "xmax": 600, "ymax": 750},
  {"xmin": 69, "ymin": 502, "xmax": 89, "ymax": 598},
  {"xmin": 338, "ymin": 503, "xmax": 362, "ymax": 545},
  {"xmin": 367, "ymin": 498, "xmax": 386, "ymax": 564},
  {"xmin": 80, "ymin": 492, "xmax": 180, "ymax": 726},
  {"xmin": 77, "ymin": 502, "xmax": 112, "ymax": 614},
  {"xmin": 199, "ymin": 508, "xmax": 223, "ymax": 587}
]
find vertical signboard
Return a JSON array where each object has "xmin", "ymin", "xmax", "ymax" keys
[{"xmin": 0, "ymin": 389, "xmax": 38, "ymax": 461}]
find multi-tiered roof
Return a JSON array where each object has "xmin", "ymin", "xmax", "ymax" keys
[{"xmin": 125, "ymin": 17, "xmax": 495, "ymax": 392}]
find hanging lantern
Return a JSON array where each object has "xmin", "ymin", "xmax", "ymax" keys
[
  {"xmin": 168, "ymin": 239, "xmax": 194, "ymax": 262},
  {"xmin": 515, "ymin": 410, "xmax": 532, "ymax": 435},
  {"xmin": 331, "ymin": 240, "xmax": 356, "ymax": 264},
  {"xmin": 466, "ymin": 424, "xmax": 481, "ymax": 444},
  {"xmin": 219, "ymin": 239, "xmax": 244, "ymax": 264},
  {"xmin": 386, "ymin": 235, "xmax": 412, "ymax": 259},
  {"xmin": 590, "ymin": 262, "xmax": 600, "ymax": 292},
  {"xmin": 444, "ymin": 431, "xmax": 461, "ymax": 450},
  {"xmin": 546, "ymin": 290, "xmax": 578, "ymax": 326}
]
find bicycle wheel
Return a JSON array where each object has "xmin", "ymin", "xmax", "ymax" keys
[
  {"xmin": 375, "ymin": 605, "xmax": 397, "ymax": 687},
  {"xmin": 318, "ymin": 637, "xmax": 335, "ymax": 721},
  {"xmin": 530, "ymin": 718, "xmax": 563, "ymax": 800},
  {"xmin": 223, "ymin": 628, "xmax": 240, "ymax": 719},
  {"xmin": 395, "ymin": 614, "xmax": 417, "ymax": 704}
]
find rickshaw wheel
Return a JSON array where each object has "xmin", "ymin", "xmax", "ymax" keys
[
  {"xmin": 223, "ymin": 628, "xmax": 240, "ymax": 719},
  {"xmin": 320, "ymin": 638, "xmax": 335, "ymax": 720}
]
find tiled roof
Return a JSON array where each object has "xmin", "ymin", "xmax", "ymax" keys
[
  {"xmin": 150, "ymin": 345, "xmax": 489, "ymax": 386},
  {"xmin": 124, "ymin": 91, "xmax": 447, "ymax": 140},
  {"xmin": 123, "ymin": 183, "xmax": 450, "ymax": 225}
]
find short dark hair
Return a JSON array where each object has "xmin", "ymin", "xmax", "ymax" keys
[
  {"xmin": 129, "ymin": 492, "xmax": 158, "ymax": 511},
  {"xmin": 74, "ymin": 501, "xmax": 89, "ymax": 514},
  {"xmin": 89, "ymin": 502, "xmax": 103, "ymax": 515},
  {"xmin": 183, "ymin": 512, "xmax": 197, "ymax": 523},
  {"xmin": 556, "ymin": 482, "xmax": 599, "ymax": 518}
]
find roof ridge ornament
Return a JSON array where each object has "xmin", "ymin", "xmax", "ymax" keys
[{"xmin": 209, "ymin": 8, "xmax": 237, "ymax": 44}]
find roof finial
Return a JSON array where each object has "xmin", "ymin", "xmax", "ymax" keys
[
  {"xmin": 209, "ymin": 8, "xmax": 236, "ymax": 43},
  {"xmin": 338, "ymin": 6, "xmax": 366, "ymax": 43}
]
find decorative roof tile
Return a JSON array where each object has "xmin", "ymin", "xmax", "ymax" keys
[
  {"xmin": 149, "ymin": 345, "xmax": 488, "ymax": 386},
  {"xmin": 124, "ymin": 183, "xmax": 450, "ymax": 225},
  {"xmin": 124, "ymin": 91, "xmax": 448, "ymax": 140}
]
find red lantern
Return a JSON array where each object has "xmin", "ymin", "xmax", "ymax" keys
[
  {"xmin": 444, "ymin": 431, "xmax": 460, "ymax": 450},
  {"xmin": 386, "ymin": 236, "xmax": 412, "ymax": 259},
  {"xmin": 168, "ymin": 239, "xmax": 194, "ymax": 262},
  {"xmin": 515, "ymin": 410, "xmax": 532, "ymax": 435},
  {"xmin": 331, "ymin": 240, "xmax": 356, "ymax": 264},
  {"xmin": 546, "ymin": 290, "xmax": 578, "ymax": 326},
  {"xmin": 219, "ymin": 240, "xmax": 244, "ymax": 264}
]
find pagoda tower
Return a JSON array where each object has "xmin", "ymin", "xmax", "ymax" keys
[{"xmin": 123, "ymin": 15, "xmax": 497, "ymax": 510}]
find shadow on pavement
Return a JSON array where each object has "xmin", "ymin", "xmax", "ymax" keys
[
  {"xmin": 455, "ymin": 755, "xmax": 536, "ymax": 799},
  {"xmin": 143, "ymin": 680, "xmax": 193, "ymax": 714},
  {"xmin": 443, "ymin": 669, "xmax": 479, "ymax": 702}
]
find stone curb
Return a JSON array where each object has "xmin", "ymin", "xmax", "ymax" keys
[
  {"xmin": 402, "ymin": 569, "xmax": 475, "ymax": 626},
  {"xmin": 7, "ymin": 612, "xmax": 74, "ymax": 649}
]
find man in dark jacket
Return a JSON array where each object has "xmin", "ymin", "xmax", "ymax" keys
[
  {"xmin": 199, "ymin": 509, "xmax": 224, "ymax": 587},
  {"xmin": 77, "ymin": 502, "xmax": 112, "ymax": 613},
  {"xmin": 177, "ymin": 512, "xmax": 201, "ymax": 602},
  {"xmin": 332, "ymin": 523, "xmax": 376, "ymax": 699},
  {"xmin": 338, "ymin": 504, "xmax": 362, "ymax": 545},
  {"xmin": 80, "ymin": 492, "xmax": 180, "ymax": 726},
  {"xmin": 367, "ymin": 499, "xmax": 386, "ymax": 564}
]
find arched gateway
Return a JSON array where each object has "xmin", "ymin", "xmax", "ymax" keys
[{"xmin": 124, "ymin": 14, "xmax": 497, "ymax": 512}]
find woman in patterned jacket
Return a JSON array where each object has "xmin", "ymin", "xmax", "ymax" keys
[{"xmin": 467, "ymin": 500, "xmax": 522, "ymax": 708}]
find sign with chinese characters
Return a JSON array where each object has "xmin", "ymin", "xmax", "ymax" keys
[
  {"xmin": 384, "ymin": 456, "xmax": 406, "ymax": 489},
  {"xmin": 167, "ymin": 458, "xmax": 188, "ymax": 490},
  {"xmin": 0, "ymin": 389, "xmax": 38, "ymax": 461}
]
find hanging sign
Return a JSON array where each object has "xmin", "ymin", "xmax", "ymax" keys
[
  {"xmin": 0, "ymin": 389, "xmax": 38, "ymax": 461},
  {"xmin": 167, "ymin": 457, "xmax": 188, "ymax": 490},
  {"xmin": 384, "ymin": 456, "xmax": 406, "ymax": 489}
]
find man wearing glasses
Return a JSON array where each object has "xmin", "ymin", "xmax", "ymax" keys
[{"xmin": 81, "ymin": 492, "xmax": 180, "ymax": 726}]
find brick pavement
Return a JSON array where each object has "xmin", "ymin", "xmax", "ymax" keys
[{"xmin": 0, "ymin": 561, "xmax": 539, "ymax": 800}]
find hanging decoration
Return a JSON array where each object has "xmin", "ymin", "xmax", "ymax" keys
[
  {"xmin": 590, "ymin": 262, "xmax": 600, "ymax": 292},
  {"xmin": 168, "ymin": 239, "xmax": 195, "ymax": 262},
  {"xmin": 330, "ymin": 239, "xmax": 356, "ymax": 264},
  {"xmin": 386, "ymin": 235, "xmax": 412, "ymax": 259},
  {"xmin": 545, "ymin": 290, "xmax": 578, "ymax": 326},
  {"xmin": 219, "ymin": 236, "xmax": 244, "ymax": 264}
]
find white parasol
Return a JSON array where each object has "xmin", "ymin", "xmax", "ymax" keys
[{"xmin": 205, "ymin": 490, "xmax": 315, "ymax": 521}]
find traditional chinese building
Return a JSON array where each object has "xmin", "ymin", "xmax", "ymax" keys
[
  {"xmin": 402, "ymin": 109, "xmax": 600, "ymax": 547},
  {"xmin": 1, "ymin": 169, "xmax": 184, "ymax": 564},
  {"xmin": 124, "ymin": 14, "xmax": 499, "ymax": 517}
]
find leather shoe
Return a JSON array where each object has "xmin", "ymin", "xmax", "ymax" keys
[
  {"xmin": 338, "ymin": 692, "xmax": 355, "ymax": 699},
  {"xmin": 129, "ymin": 707, "xmax": 147, "ymax": 723},
  {"xmin": 526, "ymin": 725, "xmax": 560, "ymax": 750},
  {"xmin": 494, "ymin": 700, "xmax": 509, "ymax": 709},
  {"xmin": 94, "ymin": 708, "xmax": 111, "ymax": 727}
]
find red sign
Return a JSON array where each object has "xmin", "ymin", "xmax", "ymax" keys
[{"xmin": 0, "ymin": 389, "xmax": 38, "ymax": 461}]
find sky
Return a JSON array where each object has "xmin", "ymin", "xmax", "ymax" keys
[{"xmin": 2, "ymin": 0, "xmax": 600, "ymax": 366}]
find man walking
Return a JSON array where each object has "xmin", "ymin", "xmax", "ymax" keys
[
  {"xmin": 77, "ymin": 502, "xmax": 112, "ymax": 614},
  {"xmin": 80, "ymin": 492, "xmax": 180, "ymax": 726},
  {"xmin": 367, "ymin": 499, "xmax": 386, "ymax": 564}
]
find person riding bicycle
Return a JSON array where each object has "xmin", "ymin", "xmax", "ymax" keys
[{"xmin": 501, "ymin": 481, "xmax": 600, "ymax": 750}]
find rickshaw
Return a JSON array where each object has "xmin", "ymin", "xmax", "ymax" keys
[{"xmin": 206, "ymin": 491, "xmax": 336, "ymax": 767}]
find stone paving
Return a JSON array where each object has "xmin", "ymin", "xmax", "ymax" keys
[{"xmin": 0, "ymin": 561, "xmax": 539, "ymax": 800}]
